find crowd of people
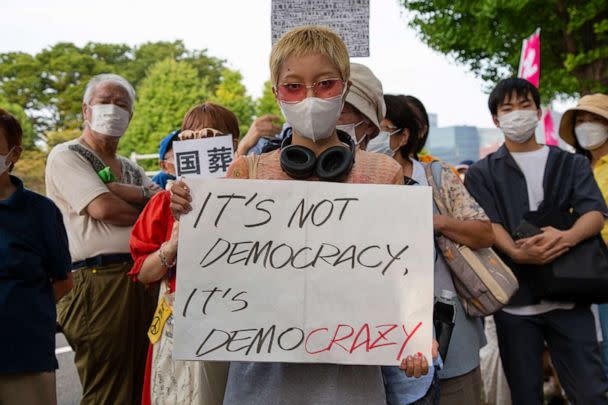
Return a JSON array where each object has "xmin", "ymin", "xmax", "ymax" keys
[{"xmin": 2, "ymin": 24, "xmax": 608, "ymax": 405}]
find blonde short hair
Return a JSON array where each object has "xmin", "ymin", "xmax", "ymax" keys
[{"xmin": 270, "ymin": 25, "xmax": 350, "ymax": 86}]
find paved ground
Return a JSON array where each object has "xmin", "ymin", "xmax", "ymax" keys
[{"xmin": 55, "ymin": 333, "xmax": 81, "ymax": 405}]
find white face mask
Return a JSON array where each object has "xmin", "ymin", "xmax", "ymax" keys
[
  {"xmin": 366, "ymin": 129, "xmax": 401, "ymax": 156},
  {"xmin": 497, "ymin": 110, "xmax": 539, "ymax": 143},
  {"xmin": 86, "ymin": 104, "xmax": 131, "ymax": 138},
  {"xmin": 0, "ymin": 147, "xmax": 15, "ymax": 176},
  {"xmin": 575, "ymin": 122, "xmax": 608, "ymax": 151},
  {"xmin": 279, "ymin": 95, "xmax": 343, "ymax": 142},
  {"xmin": 336, "ymin": 120, "xmax": 366, "ymax": 145}
]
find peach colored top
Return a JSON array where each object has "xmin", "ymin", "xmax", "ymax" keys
[{"xmin": 227, "ymin": 149, "xmax": 404, "ymax": 185}]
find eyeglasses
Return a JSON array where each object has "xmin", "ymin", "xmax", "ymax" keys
[
  {"xmin": 276, "ymin": 78, "xmax": 345, "ymax": 103},
  {"xmin": 179, "ymin": 128, "xmax": 225, "ymax": 140}
]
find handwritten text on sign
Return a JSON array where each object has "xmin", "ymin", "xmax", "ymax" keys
[
  {"xmin": 174, "ymin": 179, "xmax": 433, "ymax": 365},
  {"xmin": 172, "ymin": 135, "xmax": 234, "ymax": 178}
]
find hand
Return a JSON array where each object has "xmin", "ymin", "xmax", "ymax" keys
[
  {"xmin": 514, "ymin": 226, "xmax": 574, "ymax": 265},
  {"xmin": 170, "ymin": 180, "xmax": 192, "ymax": 221},
  {"xmin": 432, "ymin": 339, "xmax": 439, "ymax": 361},
  {"xmin": 400, "ymin": 352, "xmax": 429, "ymax": 378},
  {"xmin": 237, "ymin": 115, "xmax": 282, "ymax": 156},
  {"xmin": 166, "ymin": 221, "xmax": 179, "ymax": 256},
  {"xmin": 433, "ymin": 214, "xmax": 450, "ymax": 233}
]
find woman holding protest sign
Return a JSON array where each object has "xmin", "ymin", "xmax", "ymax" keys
[
  {"xmin": 373, "ymin": 94, "xmax": 494, "ymax": 405},
  {"xmin": 169, "ymin": 25, "xmax": 436, "ymax": 405},
  {"xmin": 128, "ymin": 102, "xmax": 240, "ymax": 405}
]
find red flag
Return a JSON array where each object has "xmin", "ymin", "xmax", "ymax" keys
[
  {"xmin": 518, "ymin": 29, "xmax": 540, "ymax": 87},
  {"xmin": 543, "ymin": 108, "xmax": 558, "ymax": 146}
]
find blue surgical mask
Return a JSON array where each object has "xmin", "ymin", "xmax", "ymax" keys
[{"xmin": 366, "ymin": 129, "xmax": 401, "ymax": 156}]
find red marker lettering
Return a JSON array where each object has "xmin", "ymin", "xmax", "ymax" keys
[
  {"xmin": 327, "ymin": 324, "xmax": 355, "ymax": 352},
  {"xmin": 369, "ymin": 324, "xmax": 398, "ymax": 350},
  {"xmin": 304, "ymin": 327, "xmax": 329, "ymax": 354},
  {"xmin": 396, "ymin": 322, "xmax": 423, "ymax": 361}
]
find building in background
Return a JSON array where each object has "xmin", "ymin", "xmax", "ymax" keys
[{"xmin": 426, "ymin": 126, "xmax": 480, "ymax": 165}]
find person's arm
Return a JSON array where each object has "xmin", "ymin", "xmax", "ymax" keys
[
  {"xmin": 512, "ymin": 155, "xmax": 608, "ymax": 264},
  {"xmin": 106, "ymin": 161, "xmax": 161, "ymax": 206},
  {"xmin": 493, "ymin": 222, "xmax": 566, "ymax": 265},
  {"xmin": 435, "ymin": 216, "xmax": 494, "ymax": 250},
  {"xmin": 566, "ymin": 210, "xmax": 605, "ymax": 243},
  {"xmin": 437, "ymin": 163, "xmax": 495, "ymax": 249},
  {"xmin": 137, "ymin": 221, "xmax": 179, "ymax": 284},
  {"xmin": 45, "ymin": 203, "xmax": 73, "ymax": 301},
  {"xmin": 106, "ymin": 182, "xmax": 160, "ymax": 206},
  {"xmin": 492, "ymin": 223, "xmax": 527, "ymax": 261},
  {"xmin": 86, "ymin": 192, "xmax": 141, "ymax": 226},
  {"xmin": 106, "ymin": 182, "xmax": 146, "ymax": 205},
  {"xmin": 236, "ymin": 115, "xmax": 282, "ymax": 156},
  {"xmin": 47, "ymin": 149, "xmax": 141, "ymax": 226},
  {"xmin": 53, "ymin": 272, "xmax": 73, "ymax": 302},
  {"xmin": 514, "ymin": 211, "xmax": 604, "ymax": 264}
]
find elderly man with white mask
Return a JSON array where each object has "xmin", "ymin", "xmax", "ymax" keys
[{"xmin": 45, "ymin": 73, "xmax": 159, "ymax": 405}]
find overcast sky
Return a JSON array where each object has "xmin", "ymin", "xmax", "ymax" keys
[{"xmin": 0, "ymin": 0, "xmax": 575, "ymax": 128}]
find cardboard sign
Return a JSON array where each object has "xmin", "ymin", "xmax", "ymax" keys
[
  {"xmin": 173, "ymin": 178, "xmax": 434, "ymax": 365},
  {"xmin": 172, "ymin": 135, "xmax": 234, "ymax": 178},
  {"xmin": 271, "ymin": 0, "xmax": 370, "ymax": 57}
]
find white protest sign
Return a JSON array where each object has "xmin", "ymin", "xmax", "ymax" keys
[
  {"xmin": 271, "ymin": 0, "xmax": 370, "ymax": 57},
  {"xmin": 172, "ymin": 135, "xmax": 234, "ymax": 178},
  {"xmin": 174, "ymin": 178, "xmax": 434, "ymax": 365}
]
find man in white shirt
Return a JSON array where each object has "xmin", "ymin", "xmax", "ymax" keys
[
  {"xmin": 46, "ymin": 74, "xmax": 159, "ymax": 405},
  {"xmin": 465, "ymin": 78, "xmax": 608, "ymax": 404}
]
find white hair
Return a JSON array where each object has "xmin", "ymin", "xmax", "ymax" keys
[{"xmin": 83, "ymin": 73, "xmax": 136, "ymax": 110}]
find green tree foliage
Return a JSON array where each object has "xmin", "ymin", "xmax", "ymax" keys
[
  {"xmin": 121, "ymin": 41, "xmax": 225, "ymax": 90},
  {"xmin": 0, "ymin": 94, "xmax": 35, "ymax": 149},
  {"xmin": 211, "ymin": 69, "xmax": 256, "ymax": 138},
  {"xmin": 0, "ymin": 41, "xmax": 225, "ymax": 139},
  {"xmin": 45, "ymin": 129, "xmax": 80, "ymax": 150},
  {"xmin": 256, "ymin": 80, "xmax": 283, "ymax": 119},
  {"xmin": 11, "ymin": 129, "xmax": 80, "ymax": 195},
  {"xmin": 119, "ymin": 59, "xmax": 211, "ymax": 156},
  {"xmin": 12, "ymin": 149, "xmax": 47, "ymax": 195},
  {"xmin": 401, "ymin": 0, "xmax": 608, "ymax": 99}
]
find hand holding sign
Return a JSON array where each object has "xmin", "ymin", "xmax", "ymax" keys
[{"xmin": 170, "ymin": 180, "xmax": 192, "ymax": 220}]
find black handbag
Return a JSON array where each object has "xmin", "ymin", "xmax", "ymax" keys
[{"xmin": 524, "ymin": 207, "xmax": 608, "ymax": 303}]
